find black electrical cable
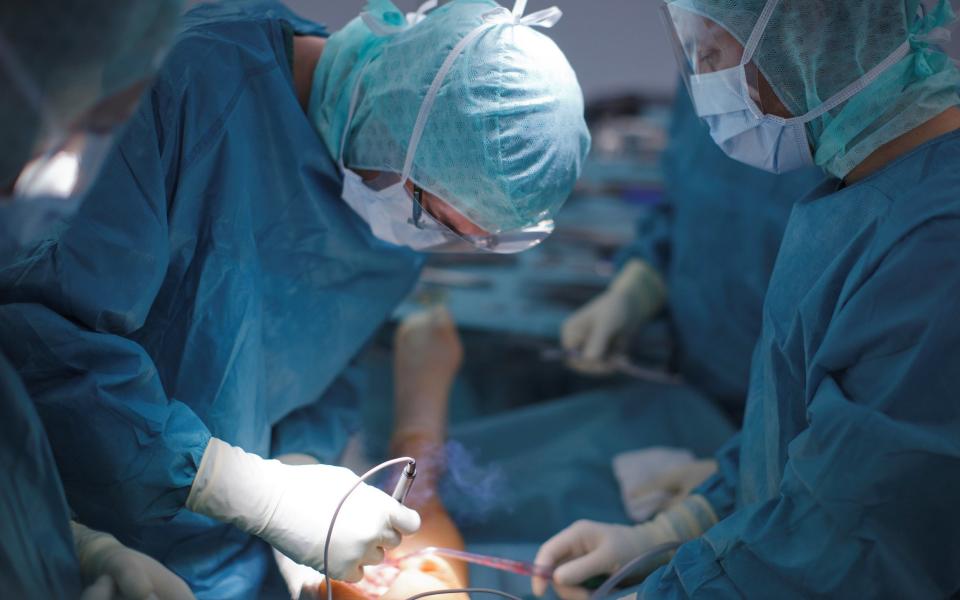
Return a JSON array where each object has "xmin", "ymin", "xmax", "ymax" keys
[
  {"xmin": 324, "ymin": 456, "xmax": 415, "ymax": 600},
  {"xmin": 589, "ymin": 541, "xmax": 681, "ymax": 600},
  {"xmin": 405, "ymin": 588, "xmax": 524, "ymax": 600}
]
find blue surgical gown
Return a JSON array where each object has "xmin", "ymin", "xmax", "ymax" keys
[
  {"xmin": 623, "ymin": 85, "xmax": 823, "ymax": 414},
  {"xmin": 0, "ymin": 351, "xmax": 82, "ymax": 599},
  {"xmin": 636, "ymin": 128, "xmax": 960, "ymax": 597},
  {"xmin": 0, "ymin": 2, "xmax": 422, "ymax": 597}
]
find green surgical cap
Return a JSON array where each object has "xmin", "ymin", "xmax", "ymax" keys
[
  {"xmin": 668, "ymin": 0, "xmax": 960, "ymax": 178},
  {"xmin": 310, "ymin": 0, "xmax": 591, "ymax": 233}
]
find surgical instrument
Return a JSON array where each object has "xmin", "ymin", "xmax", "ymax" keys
[
  {"xmin": 540, "ymin": 347, "xmax": 683, "ymax": 385},
  {"xmin": 392, "ymin": 460, "xmax": 417, "ymax": 504}
]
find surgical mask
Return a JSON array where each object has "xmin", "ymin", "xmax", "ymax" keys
[
  {"xmin": 662, "ymin": 0, "xmax": 912, "ymax": 174},
  {"xmin": 340, "ymin": 168, "xmax": 450, "ymax": 251},
  {"xmin": 688, "ymin": 66, "xmax": 813, "ymax": 173}
]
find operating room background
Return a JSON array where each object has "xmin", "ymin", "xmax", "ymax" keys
[
  {"xmin": 184, "ymin": 0, "xmax": 960, "ymax": 101},
  {"xmin": 176, "ymin": 1, "xmax": 960, "ymax": 423},
  {"xmin": 183, "ymin": 0, "xmax": 680, "ymax": 100}
]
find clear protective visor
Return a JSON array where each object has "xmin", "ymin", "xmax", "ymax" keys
[
  {"xmin": 378, "ymin": 172, "xmax": 555, "ymax": 254},
  {"xmin": 659, "ymin": 3, "xmax": 771, "ymax": 113}
]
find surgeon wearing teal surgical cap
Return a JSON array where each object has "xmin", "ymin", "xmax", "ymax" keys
[
  {"xmin": 0, "ymin": 1, "xmax": 590, "ymax": 598},
  {"xmin": 535, "ymin": 0, "xmax": 960, "ymax": 598}
]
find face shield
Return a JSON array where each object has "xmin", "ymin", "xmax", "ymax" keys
[
  {"xmin": 659, "ymin": 3, "xmax": 777, "ymax": 115},
  {"xmin": 349, "ymin": 170, "xmax": 555, "ymax": 255},
  {"xmin": 409, "ymin": 184, "xmax": 555, "ymax": 254}
]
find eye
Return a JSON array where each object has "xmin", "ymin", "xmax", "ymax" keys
[{"xmin": 696, "ymin": 49, "xmax": 720, "ymax": 73}]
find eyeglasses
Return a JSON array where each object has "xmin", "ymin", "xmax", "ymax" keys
[{"xmin": 407, "ymin": 183, "xmax": 555, "ymax": 254}]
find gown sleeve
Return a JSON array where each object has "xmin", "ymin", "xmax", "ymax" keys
[
  {"xmin": 692, "ymin": 431, "xmax": 741, "ymax": 521},
  {"xmin": 638, "ymin": 217, "xmax": 960, "ymax": 598},
  {"xmin": 0, "ymin": 86, "xmax": 211, "ymax": 536},
  {"xmin": 270, "ymin": 368, "xmax": 363, "ymax": 464},
  {"xmin": 616, "ymin": 200, "xmax": 674, "ymax": 275}
]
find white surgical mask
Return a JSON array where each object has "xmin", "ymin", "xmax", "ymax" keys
[
  {"xmin": 689, "ymin": 66, "xmax": 813, "ymax": 174},
  {"xmin": 340, "ymin": 168, "xmax": 450, "ymax": 251}
]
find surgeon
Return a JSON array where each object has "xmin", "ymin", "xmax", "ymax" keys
[
  {"xmin": 535, "ymin": 0, "xmax": 960, "ymax": 597},
  {"xmin": 0, "ymin": 1, "xmax": 198, "ymax": 599},
  {"xmin": 0, "ymin": 0, "xmax": 590, "ymax": 598}
]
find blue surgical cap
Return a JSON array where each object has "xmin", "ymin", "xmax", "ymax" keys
[{"xmin": 310, "ymin": 0, "xmax": 591, "ymax": 233}]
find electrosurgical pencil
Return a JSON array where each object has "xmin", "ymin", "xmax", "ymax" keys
[{"xmin": 392, "ymin": 459, "xmax": 417, "ymax": 504}]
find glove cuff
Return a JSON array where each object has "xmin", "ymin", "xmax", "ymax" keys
[
  {"xmin": 658, "ymin": 494, "xmax": 718, "ymax": 542},
  {"xmin": 70, "ymin": 522, "xmax": 124, "ymax": 580},
  {"xmin": 612, "ymin": 259, "xmax": 667, "ymax": 321},
  {"xmin": 186, "ymin": 437, "xmax": 281, "ymax": 535}
]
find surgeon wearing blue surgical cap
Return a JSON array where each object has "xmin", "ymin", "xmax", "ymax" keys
[
  {"xmin": 0, "ymin": 1, "xmax": 590, "ymax": 597},
  {"xmin": 535, "ymin": 0, "xmax": 960, "ymax": 598},
  {"xmin": 0, "ymin": 1, "xmax": 199, "ymax": 599}
]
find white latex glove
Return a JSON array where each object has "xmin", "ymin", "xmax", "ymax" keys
[
  {"xmin": 612, "ymin": 447, "xmax": 717, "ymax": 522},
  {"xmin": 270, "ymin": 454, "xmax": 327, "ymax": 599},
  {"xmin": 625, "ymin": 459, "xmax": 718, "ymax": 520},
  {"xmin": 186, "ymin": 438, "xmax": 421, "ymax": 582},
  {"xmin": 274, "ymin": 549, "xmax": 325, "ymax": 600},
  {"xmin": 561, "ymin": 259, "xmax": 666, "ymax": 375},
  {"xmin": 72, "ymin": 522, "xmax": 195, "ymax": 600},
  {"xmin": 532, "ymin": 496, "xmax": 717, "ymax": 600}
]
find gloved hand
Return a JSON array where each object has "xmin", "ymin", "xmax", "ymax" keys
[
  {"xmin": 619, "ymin": 457, "xmax": 718, "ymax": 522},
  {"xmin": 561, "ymin": 259, "xmax": 666, "ymax": 375},
  {"xmin": 274, "ymin": 548, "xmax": 325, "ymax": 600},
  {"xmin": 269, "ymin": 454, "xmax": 330, "ymax": 599},
  {"xmin": 531, "ymin": 496, "xmax": 717, "ymax": 600},
  {"xmin": 393, "ymin": 304, "xmax": 462, "ymax": 437},
  {"xmin": 72, "ymin": 521, "xmax": 195, "ymax": 600},
  {"xmin": 186, "ymin": 438, "xmax": 421, "ymax": 582}
]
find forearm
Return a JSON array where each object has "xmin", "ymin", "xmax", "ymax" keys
[
  {"xmin": 392, "ymin": 384, "xmax": 449, "ymax": 442},
  {"xmin": 1, "ymin": 304, "xmax": 210, "ymax": 531}
]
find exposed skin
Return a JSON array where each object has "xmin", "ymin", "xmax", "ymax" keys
[
  {"xmin": 845, "ymin": 106, "xmax": 960, "ymax": 183},
  {"xmin": 293, "ymin": 35, "xmax": 327, "ymax": 111},
  {"xmin": 388, "ymin": 306, "xmax": 469, "ymax": 585},
  {"xmin": 292, "ymin": 35, "xmax": 490, "ymax": 239}
]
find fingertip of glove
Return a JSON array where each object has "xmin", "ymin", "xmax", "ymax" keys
[{"xmin": 391, "ymin": 505, "xmax": 421, "ymax": 534}]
